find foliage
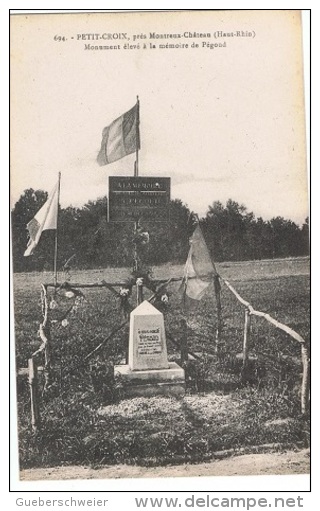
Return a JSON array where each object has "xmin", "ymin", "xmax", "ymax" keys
[
  {"xmin": 202, "ymin": 199, "xmax": 309, "ymax": 262},
  {"xmin": 11, "ymin": 191, "xmax": 309, "ymax": 272}
]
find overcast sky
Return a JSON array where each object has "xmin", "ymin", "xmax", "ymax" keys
[{"xmin": 10, "ymin": 10, "xmax": 309, "ymax": 224}]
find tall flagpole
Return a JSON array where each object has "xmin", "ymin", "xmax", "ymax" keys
[
  {"xmin": 133, "ymin": 96, "xmax": 143, "ymax": 304},
  {"xmin": 54, "ymin": 172, "xmax": 61, "ymax": 287},
  {"xmin": 134, "ymin": 95, "xmax": 140, "ymax": 177}
]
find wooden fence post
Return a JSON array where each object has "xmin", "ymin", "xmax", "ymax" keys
[
  {"xmin": 40, "ymin": 284, "xmax": 52, "ymax": 392},
  {"xmin": 214, "ymin": 275, "xmax": 222, "ymax": 354},
  {"xmin": 28, "ymin": 357, "xmax": 40, "ymax": 433},
  {"xmin": 301, "ymin": 344, "xmax": 310, "ymax": 415},
  {"xmin": 180, "ymin": 318, "xmax": 189, "ymax": 365},
  {"xmin": 241, "ymin": 308, "xmax": 251, "ymax": 382}
]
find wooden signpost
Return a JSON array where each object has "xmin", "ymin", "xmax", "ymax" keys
[
  {"xmin": 108, "ymin": 175, "xmax": 171, "ymax": 305},
  {"xmin": 108, "ymin": 176, "xmax": 171, "ymax": 223}
]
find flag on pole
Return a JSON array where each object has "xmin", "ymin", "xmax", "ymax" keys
[
  {"xmin": 24, "ymin": 180, "xmax": 59, "ymax": 256},
  {"xmin": 182, "ymin": 224, "xmax": 217, "ymax": 301},
  {"xmin": 97, "ymin": 102, "xmax": 140, "ymax": 166}
]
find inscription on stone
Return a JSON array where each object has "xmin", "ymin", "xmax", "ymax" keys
[
  {"xmin": 137, "ymin": 328, "xmax": 162, "ymax": 355},
  {"xmin": 128, "ymin": 300, "xmax": 169, "ymax": 370}
]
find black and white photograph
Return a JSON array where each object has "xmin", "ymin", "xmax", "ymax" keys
[{"xmin": 10, "ymin": 9, "xmax": 310, "ymax": 491}]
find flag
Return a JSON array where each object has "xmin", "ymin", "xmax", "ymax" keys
[
  {"xmin": 24, "ymin": 180, "xmax": 59, "ymax": 256},
  {"xmin": 182, "ymin": 224, "xmax": 217, "ymax": 301},
  {"xmin": 97, "ymin": 102, "xmax": 140, "ymax": 166}
]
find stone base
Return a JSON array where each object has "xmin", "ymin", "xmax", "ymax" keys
[{"xmin": 114, "ymin": 362, "xmax": 185, "ymax": 398}]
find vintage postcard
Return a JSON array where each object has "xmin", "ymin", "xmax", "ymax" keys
[{"xmin": 10, "ymin": 10, "xmax": 310, "ymax": 491}]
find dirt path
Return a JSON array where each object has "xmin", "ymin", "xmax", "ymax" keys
[{"xmin": 20, "ymin": 449, "xmax": 309, "ymax": 481}]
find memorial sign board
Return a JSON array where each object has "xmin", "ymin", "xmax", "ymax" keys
[{"xmin": 108, "ymin": 176, "xmax": 170, "ymax": 222}]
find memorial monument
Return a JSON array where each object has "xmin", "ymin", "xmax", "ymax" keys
[
  {"xmin": 101, "ymin": 97, "xmax": 185, "ymax": 397},
  {"xmin": 115, "ymin": 300, "xmax": 185, "ymax": 397}
]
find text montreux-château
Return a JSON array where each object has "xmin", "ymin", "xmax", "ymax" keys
[{"xmin": 149, "ymin": 31, "xmax": 253, "ymax": 39}]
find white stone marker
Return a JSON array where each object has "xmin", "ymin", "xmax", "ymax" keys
[{"xmin": 129, "ymin": 300, "xmax": 169, "ymax": 371}]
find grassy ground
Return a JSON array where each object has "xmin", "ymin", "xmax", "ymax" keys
[
  {"xmin": 20, "ymin": 449, "xmax": 310, "ymax": 480},
  {"xmin": 13, "ymin": 257, "xmax": 310, "ymax": 470}
]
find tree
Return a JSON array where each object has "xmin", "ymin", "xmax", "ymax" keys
[
  {"xmin": 11, "ymin": 189, "xmax": 309, "ymax": 272},
  {"xmin": 248, "ymin": 217, "xmax": 274, "ymax": 260},
  {"xmin": 202, "ymin": 201, "xmax": 225, "ymax": 261},
  {"xmin": 269, "ymin": 217, "xmax": 301, "ymax": 258},
  {"xmin": 203, "ymin": 199, "xmax": 255, "ymax": 261},
  {"xmin": 300, "ymin": 217, "xmax": 310, "ymax": 256},
  {"xmin": 145, "ymin": 199, "xmax": 192, "ymax": 265}
]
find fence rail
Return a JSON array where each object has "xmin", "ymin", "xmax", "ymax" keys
[
  {"xmin": 221, "ymin": 277, "xmax": 310, "ymax": 415},
  {"xmin": 28, "ymin": 273, "xmax": 310, "ymax": 433}
]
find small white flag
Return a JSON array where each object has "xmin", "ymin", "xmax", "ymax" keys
[{"xmin": 24, "ymin": 180, "xmax": 59, "ymax": 256}]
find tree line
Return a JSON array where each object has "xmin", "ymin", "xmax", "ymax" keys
[{"xmin": 11, "ymin": 189, "xmax": 309, "ymax": 273}]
